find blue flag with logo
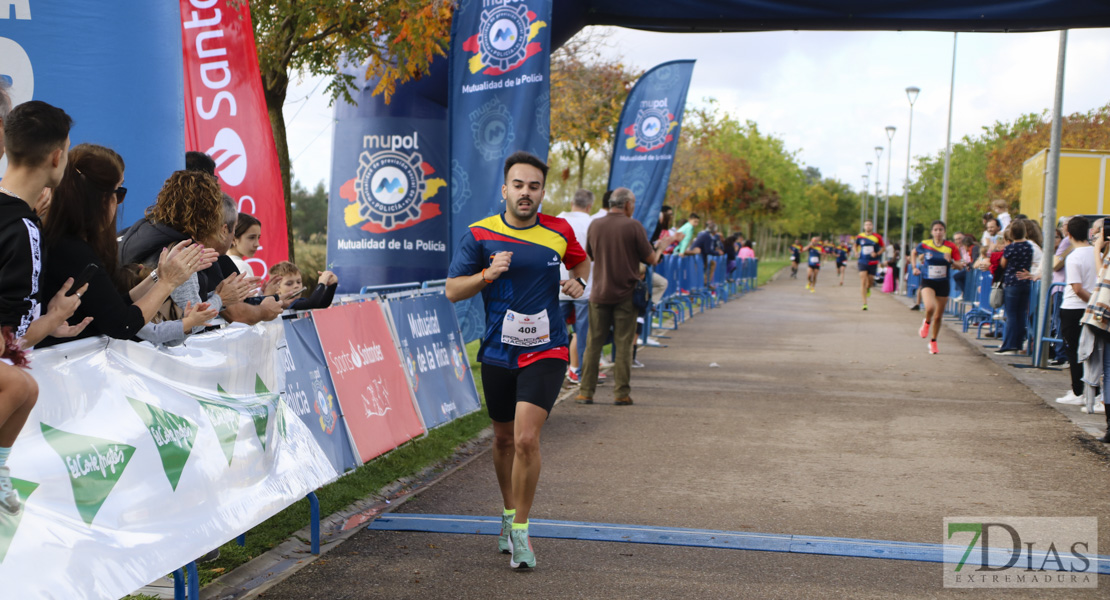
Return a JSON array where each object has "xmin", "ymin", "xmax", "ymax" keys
[
  {"xmin": 608, "ymin": 60, "xmax": 696, "ymax": 237},
  {"xmin": 281, "ymin": 317, "xmax": 360, "ymax": 473},
  {"xmin": 385, "ymin": 293, "xmax": 481, "ymax": 429},
  {"xmin": 326, "ymin": 60, "xmax": 451, "ymax": 293},
  {"xmin": 0, "ymin": 2, "xmax": 184, "ymax": 229},
  {"xmin": 447, "ymin": 0, "xmax": 552, "ymax": 343}
]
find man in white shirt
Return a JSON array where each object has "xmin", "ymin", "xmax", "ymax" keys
[{"xmin": 558, "ymin": 189, "xmax": 596, "ymax": 383}]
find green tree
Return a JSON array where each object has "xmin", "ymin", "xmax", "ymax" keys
[
  {"xmin": 246, "ymin": 0, "xmax": 453, "ymax": 260},
  {"xmin": 292, "ymin": 180, "xmax": 328, "ymax": 242},
  {"xmin": 550, "ymin": 30, "xmax": 639, "ymax": 191}
]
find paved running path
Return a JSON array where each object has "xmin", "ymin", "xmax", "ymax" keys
[{"xmin": 259, "ymin": 272, "xmax": 1110, "ymax": 599}]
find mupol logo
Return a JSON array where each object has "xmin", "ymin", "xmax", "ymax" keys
[
  {"xmin": 470, "ymin": 98, "xmax": 515, "ymax": 161},
  {"xmin": 206, "ymin": 127, "xmax": 248, "ymax": 186},
  {"xmin": 341, "ymin": 135, "xmax": 446, "ymax": 233},
  {"xmin": 463, "ymin": 3, "xmax": 547, "ymax": 76},
  {"xmin": 624, "ymin": 102, "xmax": 678, "ymax": 153},
  {"xmin": 353, "ymin": 150, "xmax": 425, "ymax": 230}
]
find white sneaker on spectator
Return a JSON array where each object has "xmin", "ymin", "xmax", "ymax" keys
[
  {"xmin": 1055, "ymin": 391, "xmax": 1084, "ymax": 405},
  {"xmin": 645, "ymin": 337, "xmax": 663, "ymax": 347},
  {"xmin": 599, "ymin": 357, "xmax": 614, "ymax": 369},
  {"xmin": 0, "ymin": 466, "xmax": 22, "ymax": 516},
  {"xmin": 1082, "ymin": 402, "xmax": 1106, "ymax": 414},
  {"xmin": 631, "ymin": 359, "xmax": 645, "ymax": 369}
]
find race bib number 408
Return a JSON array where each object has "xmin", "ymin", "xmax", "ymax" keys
[{"xmin": 501, "ymin": 309, "xmax": 551, "ymax": 347}]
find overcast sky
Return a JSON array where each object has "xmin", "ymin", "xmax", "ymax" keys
[{"xmin": 284, "ymin": 27, "xmax": 1110, "ymax": 198}]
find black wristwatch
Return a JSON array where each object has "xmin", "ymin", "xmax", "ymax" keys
[{"xmin": 575, "ymin": 277, "xmax": 586, "ymax": 287}]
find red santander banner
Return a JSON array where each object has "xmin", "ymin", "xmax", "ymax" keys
[
  {"xmin": 180, "ymin": 0, "xmax": 288, "ymax": 276},
  {"xmin": 312, "ymin": 301, "xmax": 425, "ymax": 463}
]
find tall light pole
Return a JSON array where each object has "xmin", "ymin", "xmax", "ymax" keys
[
  {"xmin": 874, "ymin": 146, "xmax": 883, "ymax": 224},
  {"xmin": 940, "ymin": 33, "xmax": 958, "ymax": 222},
  {"xmin": 862, "ymin": 165, "xmax": 871, "ymax": 232},
  {"xmin": 900, "ymin": 86, "xmax": 920, "ymax": 270},
  {"xmin": 884, "ymin": 126, "xmax": 896, "ymax": 247}
]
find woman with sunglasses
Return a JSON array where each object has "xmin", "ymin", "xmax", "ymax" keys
[{"xmin": 37, "ymin": 144, "xmax": 215, "ymax": 347}]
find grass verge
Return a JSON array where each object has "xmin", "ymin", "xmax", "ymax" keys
[{"xmin": 756, "ymin": 259, "xmax": 790, "ymax": 287}]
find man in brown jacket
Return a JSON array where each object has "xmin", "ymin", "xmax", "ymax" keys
[{"xmin": 577, "ymin": 187, "xmax": 673, "ymax": 405}]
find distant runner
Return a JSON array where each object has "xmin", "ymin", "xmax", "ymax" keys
[
  {"xmin": 789, "ymin": 240, "xmax": 801, "ymax": 279},
  {"xmin": 446, "ymin": 151, "xmax": 589, "ymax": 570},
  {"xmin": 855, "ymin": 220, "xmax": 885, "ymax": 310},
  {"xmin": 835, "ymin": 242, "xmax": 849, "ymax": 286},
  {"xmin": 911, "ymin": 220, "xmax": 964, "ymax": 354},
  {"xmin": 803, "ymin": 236, "xmax": 823, "ymax": 292}
]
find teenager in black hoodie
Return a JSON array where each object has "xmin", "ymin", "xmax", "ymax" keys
[{"xmin": 0, "ymin": 101, "xmax": 85, "ymax": 516}]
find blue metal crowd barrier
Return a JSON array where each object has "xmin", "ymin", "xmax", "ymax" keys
[{"xmin": 1034, "ymin": 282, "xmax": 1067, "ymax": 365}]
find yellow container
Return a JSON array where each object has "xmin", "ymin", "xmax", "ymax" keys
[{"xmin": 1021, "ymin": 148, "xmax": 1110, "ymax": 222}]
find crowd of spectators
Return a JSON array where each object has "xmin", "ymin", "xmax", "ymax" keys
[{"xmin": 0, "ymin": 95, "xmax": 338, "ymax": 516}]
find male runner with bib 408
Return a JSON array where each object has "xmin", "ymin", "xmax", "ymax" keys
[{"xmin": 446, "ymin": 151, "xmax": 589, "ymax": 570}]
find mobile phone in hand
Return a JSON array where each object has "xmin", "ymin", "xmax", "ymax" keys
[{"xmin": 66, "ymin": 263, "xmax": 100, "ymax": 296}]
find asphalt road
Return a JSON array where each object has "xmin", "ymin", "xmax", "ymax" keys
[{"xmin": 260, "ymin": 272, "xmax": 1110, "ymax": 599}]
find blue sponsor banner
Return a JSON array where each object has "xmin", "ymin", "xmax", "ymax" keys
[
  {"xmin": 447, "ymin": 0, "xmax": 552, "ymax": 343},
  {"xmin": 327, "ymin": 60, "xmax": 451, "ymax": 294},
  {"xmin": 386, "ymin": 293, "xmax": 481, "ymax": 429},
  {"xmin": 0, "ymin": 2, "xmax": 185, "ymax": 229},
  {"xmin": 608, "ymin": 60, "xmax": 696, "ymax": 237},
  {"xmin": 281, "ymin": 317, "xmax": 360, "ymax": 473},
  {"xmin": 447, "ymin": 0, "xmax": 552, "ymax": 247}
]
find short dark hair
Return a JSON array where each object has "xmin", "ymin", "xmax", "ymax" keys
[
  {"xmin": 661, "ymin": 205, "xmax": 673, "ymax": 213},
  {"xmin": 931, "ymin": 220, "xmax": 947, "ymax": 231},
  {"xmin": 986, "ymin": 218, "xmax": 1000, "ymax": 228},
  {"xmin": 503, "ymin": 151, "xmax": 547, "ymax": 185},
  {"xmin": 186, "ymin": 151, "xmax": 217, "ymax": 177},
  {"xmin": 1066, "ymin": 215, "xmax": 1090, "ymax": 242},
  {"xmin": 3, "ymin": 100, "xmax": 72, "ymax": 167},
  {"xmin": 688, "ymin": 213, "xmax": 700, "ymax": 220}
]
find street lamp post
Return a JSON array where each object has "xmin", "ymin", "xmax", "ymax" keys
[
  {"xmin": 884, "ymin": 125, "xmax": 896, "ymax": 247},
  {"xmin": 940, "ymin": 33, "xmax": 958, "ymax": 223},
  {"xmin": 900, "ymin": 86, "xmax": 920, "ymax": 272},
  {"xmin": 874, "ymin": 146, "xmax": 883, "ymax": 224},
  {"xmin": 862, "ymin": 166, "xmax": 871, "ymax": 233}
]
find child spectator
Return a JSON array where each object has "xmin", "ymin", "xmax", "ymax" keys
[
  {"xmin": 264, "ymin": 262, "xmax": 338, "ymax": 311},
  {"xmin": 227, "ymin": 213, "xmax": 262, "ymax": 277}
]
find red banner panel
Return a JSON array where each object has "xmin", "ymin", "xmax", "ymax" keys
[
  {"xmin": 312, "ymin": 302, "xmax": 424, "ymax": 462},
  {"xmin": 181, "ymin": 0, "xmax": 289, "ymax": 276}
]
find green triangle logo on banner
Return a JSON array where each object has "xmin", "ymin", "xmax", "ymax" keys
[
  {"xmin": 40, "ymin": 424, "xmax": 136, "ymax": 526},
  {"xmin": 216, "ymin": 383, "xmax": 269, "ymax": 451},
  {"xmin": 0, "ymin": 478, "xmax": 38, "ymax": 563},
  {"xmin": 127, "ymin": 397, "xmax": 198, "ymax": 491},
  {"xmin": 197, "ymin": 398, "xmax": 241, "ymax": 466},
  {"xmin": 241, "ymin": 376, "xmax": 275, "ymax": 450},
  {"xmin": 276, "ymin": 398, "xmax": 290, "ymax": 440}
]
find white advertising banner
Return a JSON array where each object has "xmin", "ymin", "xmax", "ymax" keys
[{"xmin": 0, "ymin": 322, "xmax": 339, "ymax": 599}]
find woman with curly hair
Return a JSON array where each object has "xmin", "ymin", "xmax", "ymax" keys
[
  {"xmin": 38, "ymin": 145, "xmax": 215, "ymax": 347},
  {"xmin": 120, "ymin": 170, "xmax": 271, "ymax": 325}
]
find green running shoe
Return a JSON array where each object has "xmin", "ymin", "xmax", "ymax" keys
[
  {"xmin": 508, "ymin": 528, "xmax": 536, "ymax": 569},
  {"xmin": 498, "ymin": 512, "xmax": 513, "ymax": 554}
]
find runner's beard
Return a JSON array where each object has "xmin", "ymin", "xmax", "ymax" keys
[{"xmin": 508, "ymin": 198, "xmax": 538, "ymax": 221}]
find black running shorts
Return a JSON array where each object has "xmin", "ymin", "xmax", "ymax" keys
[
  {"xmin": 859, "ymin": 263, "xmax": 877, "ymax": 276},
  {"xmin": 480, "ymin": 358, "xmax": 566, "ymax": 423},
  {"xmin": 920, "ymin": 277, "xmax": 951, "ymax": 298}
]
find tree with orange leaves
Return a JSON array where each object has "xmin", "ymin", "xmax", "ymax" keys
[{"xmin": 242, "ymin": 0, "xmax": 453, "ymax": 259}]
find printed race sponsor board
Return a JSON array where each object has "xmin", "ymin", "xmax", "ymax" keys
[
  {"xmin": 385, "ymin": 293, "xmax": 481, "ymax": 429},
  {"xmin": 281, "ymin": 317, "xmax": 360, "ymax": 474},
  {"xmin": 312, "ymin": 301, "xmax": 425, "ymax": 462}
]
